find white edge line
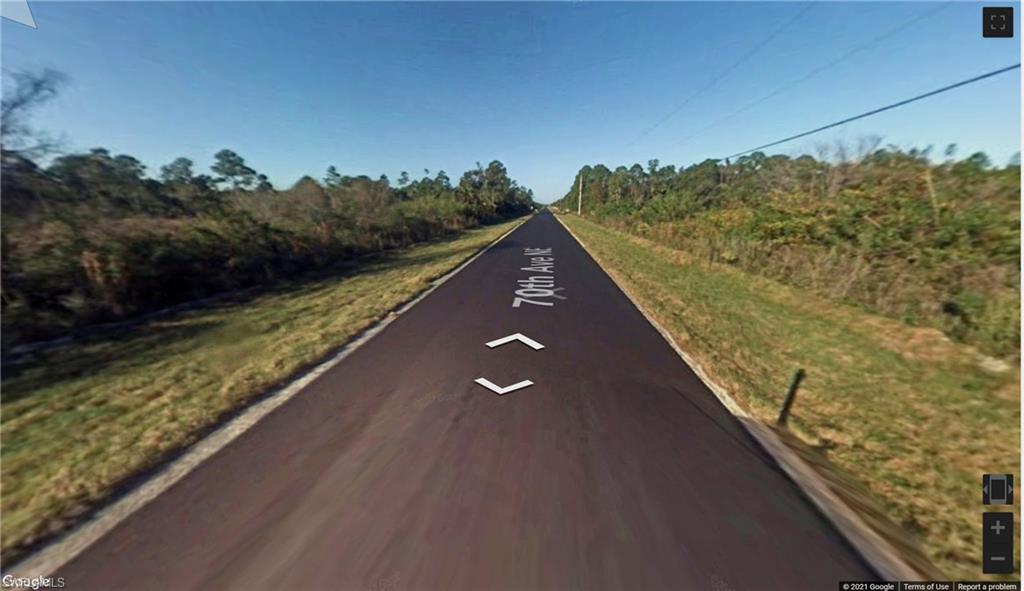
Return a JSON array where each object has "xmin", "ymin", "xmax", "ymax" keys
[
  {"xmin": 553, "ymin": 213, "xmax": 925, "ymax": 582},
  {"xmin": 4, "ymin": 216, "xmax": 530, "ymax": 579}
]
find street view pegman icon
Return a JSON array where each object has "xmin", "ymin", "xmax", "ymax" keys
[{"xmin": 983, "ymin": 473, "xmax": 1014, "ymax": 505}]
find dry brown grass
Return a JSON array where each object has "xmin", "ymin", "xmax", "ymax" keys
[
  {"xmin": 560, "ymin": 214, "xmax": 1019, "ymax": 580},
  {"xmin": 0, "ymin": 220, "xmax": 519, "ymax": 563}
]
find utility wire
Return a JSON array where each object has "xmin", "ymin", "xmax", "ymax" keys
[
  {"xmin": 627, "ymin": 2, "xmax": 815, "ymax": 147},
  {"xmin": 723, "ymin": 63, "xmax": 1021, "ymax": 160},
  {"xmin": 672, "ymin": 1, "xmax": 952, "ymax": 152}
]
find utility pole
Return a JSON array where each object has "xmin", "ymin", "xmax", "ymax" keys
[{"xmin": 577, "ymin": 172, "xmax": 583, "ymax": 215}]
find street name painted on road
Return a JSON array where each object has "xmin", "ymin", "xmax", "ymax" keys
[{"xmin": 513, "ymin": 248, "xmax": 566, "ymax": 307}]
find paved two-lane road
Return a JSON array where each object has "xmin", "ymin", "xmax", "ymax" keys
[{"xmin": 55, "ymin": 212, "xmax": 875, "ymax": 589}]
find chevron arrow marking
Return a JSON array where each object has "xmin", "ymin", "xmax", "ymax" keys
[
  {"xmin": 474, "ymin": 378, "xmax": 534, "ymax": 395},
  {"xmin": 485, "ymin": 333, "xmax": 545, "ymax": 350}
]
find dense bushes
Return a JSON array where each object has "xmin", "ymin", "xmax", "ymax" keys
[
  {"xmin": 554, "ymin": 146, "xmax": 1020, "ymax": 357},
  {"xmin": 1, "ymin": 150, "xmax": 534, "ymax": 348}
]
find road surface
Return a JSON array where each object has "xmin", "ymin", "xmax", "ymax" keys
[{"xmin": 55, "ymin": 212, "xmax": 875, "ymax": 589}]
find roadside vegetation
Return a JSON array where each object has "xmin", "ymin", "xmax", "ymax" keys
[
  {"xmin": 557, "ymin": 212, "xmax": 1019, "ymax": 579},
  {"xmin": 2, "ymin": 71, "xmax": 534, "ymax": 351},
  {"xmin": 0, "ymin": 70, "xmax": 533, "ymax": 561},
  {"xmin": 1, "ymin": 219, "xmax": 520, "ymax": 563},
  {"xmin": 553, "ymin": 143, "xmax": 1020, "ymax": 358}
]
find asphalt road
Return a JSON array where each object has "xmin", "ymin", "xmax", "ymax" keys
[{"xmin": 56, "ymin": 212, "xmax": 876, "ymax": 590}]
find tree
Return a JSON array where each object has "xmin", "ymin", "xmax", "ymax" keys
[
  {"xmin": 455, "ymin": 165, "xmax": 484, "ymax": 210},
  {"xmin": 191, "ymin": 174, "xmax": 215, "ymax": 190},
  {"xmin": 256, "ymin": 174, "xmax": 274, "ymax": 192},
  {"xmin": 113, "ymin": 154, "xmax": 146, "ymax": 178},
  {"xmin": 47, "ymin": 148, "xmax": 170, "ymax": 213},
  {"xmin": 435, "ymin": 170, "xmax": 451, "ymax": 190},
  {"xmin": 211, "ymin": 149, "xmax": 257, "ymax": 190},
  {"xmin": 160, "ymin": 157, "xmax": 194, "ymax": 185},
  {"xmin": 398, "ymin": 171, "xmax": 410, "ymax": 187},
  {"xmin": 1, "ymin": 69, "xmax": 67, "ymax": 158},
  {"xmin": 49, "ymin": 148, "xmax": 146, "ymax": 188},
  {"xmin": 608, "ymin": 167, "xmax": 630, "ymax": 202},
  {"xmin": 324, "ymin": 165, "xmax": 342, "ymax": 187},
  {"xmin": 966, "ymin": 152, "xmax": 992, "ymax": 170},
  {"xmin": 287, "ymin": 176, "xmax": 327, "ymax": 206}
]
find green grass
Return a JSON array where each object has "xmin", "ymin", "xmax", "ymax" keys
[
  {"xmin": 0, "ymin": 219, "xmax": 520, "ymax": 562},
  {"xmin": 559, "ymin": 213, "xmax": 1019, "ymax": 579}
]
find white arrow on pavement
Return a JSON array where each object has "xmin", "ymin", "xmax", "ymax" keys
[
  {"xmin": 485, "ymin": 333, "xmax": 545, "ymax": 350},
  {"xmin": 474, "ymin": 378, "xmax": 534, "ymax": 395}
]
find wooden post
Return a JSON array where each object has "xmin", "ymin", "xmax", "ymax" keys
[
  {"xmin": 577, "ymin": 173, "xmax": 583, "ymax": 215},
  {"xmin": 924, "ymin": 167, "xmax": 940, "ymax": 226},
  {"xmin": 777, "ymin": 369, "xmax": 806, "ymax": 427}
]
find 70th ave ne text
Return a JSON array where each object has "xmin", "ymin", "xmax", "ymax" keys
[{"xmin": 513, "ymin": 247, "xmax": 566, "ymax": 308}]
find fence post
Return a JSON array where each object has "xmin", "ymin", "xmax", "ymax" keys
[{"xmin": 777, "ymin": 368, "xmax": 806, "ymax": 427}]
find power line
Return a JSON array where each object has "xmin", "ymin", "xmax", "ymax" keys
[
  {"xmin": 627, "ymin": 2, "xmax": 814, "ymax": 147},
  {"xmin": 723, "ymin": 63, "xmax": 1021, "ymax": 160},
  {"xmin": 671, "ymin": 2, "xmax": 952, "ymax": 152}
]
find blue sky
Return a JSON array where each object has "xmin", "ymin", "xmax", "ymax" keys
[{"xmin": 3, "ymin": 1, "xmax": 1020, "ymax": 202}]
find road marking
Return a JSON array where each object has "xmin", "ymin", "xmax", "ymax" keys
[
  {"xmin": 473, "ymin": 378, "xmax": 534, "ymax": 395},
  {"xmin": 513, "ymin": 248, "xmax": 565, "ymax": 307},
  {"xmin": 485, "ymin": 333, "xmax": 545, "ymax": 351}
]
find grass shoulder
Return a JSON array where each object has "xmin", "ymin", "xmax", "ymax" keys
[
  {"xmin": 0, "ymin": 218, "xmax": 522, "ymax": 563},
  {"xmin": 557, "ymin": 213, "xmax": 1019, "ymax": 580}
]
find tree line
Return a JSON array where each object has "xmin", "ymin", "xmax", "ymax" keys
[
  {"xmin": 554, "ymin": 143, "xmax": 1020, "ymax": 357},
  {"xmin": 1, "ymin": 70, "xmax": 534, "ymax": 348}
]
